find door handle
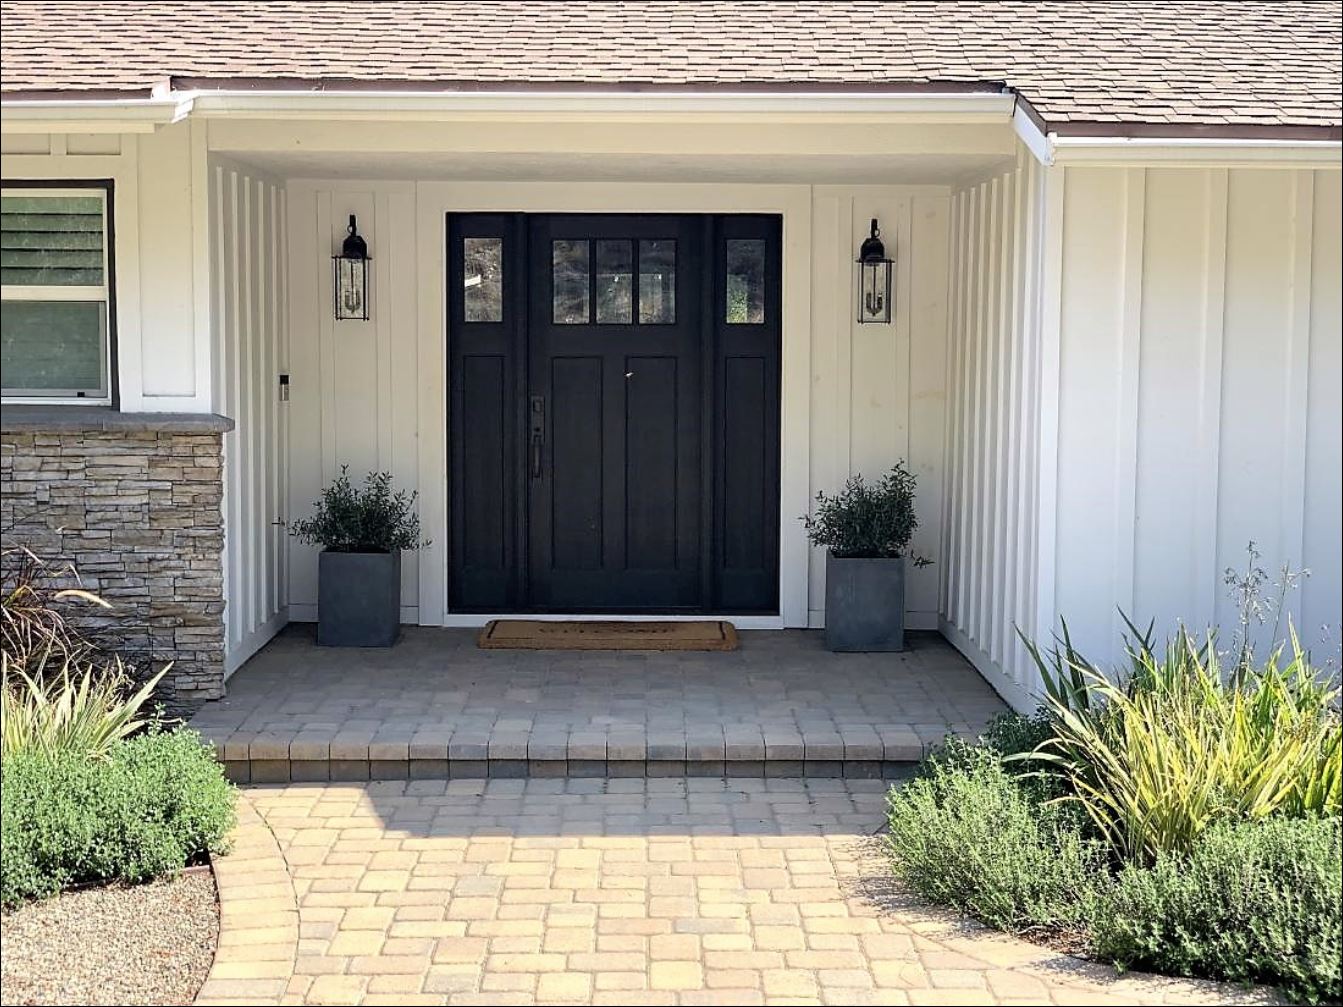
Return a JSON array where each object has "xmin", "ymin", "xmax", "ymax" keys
[{"xmin": 529, "ymin": 395, "xmax": 545, "ymax": 479}]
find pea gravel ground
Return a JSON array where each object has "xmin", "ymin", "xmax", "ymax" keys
[{"xmin": 0, "ymin": 871, "xmax": 219, "ymax": 1006}]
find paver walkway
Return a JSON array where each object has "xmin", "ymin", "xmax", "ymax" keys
[{"xmin": 203, "ymin": 779, "xmax": 1276, "ymax": 1006}]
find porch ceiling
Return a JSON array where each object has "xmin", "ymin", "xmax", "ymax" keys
[{"xmin": 222, "ymin": 148, "xmax": 1014, "ymax": 186}]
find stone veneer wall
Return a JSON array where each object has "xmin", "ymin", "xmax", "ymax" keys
[{"xmin": 0, "ymin": 408, "xmax": 234, "ymax": 712}]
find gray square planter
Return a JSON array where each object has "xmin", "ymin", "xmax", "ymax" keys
[
  {"xmin": 318, "ymin": 549, "xmax": 401, "ymax": 647},
  {"xmin": 824, "ymin": 551, "xmax": 906, "ymax": 652}
]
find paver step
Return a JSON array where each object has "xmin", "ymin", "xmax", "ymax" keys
[
  {"xmin": 196, "ymin": 727, "xmax": 948, "ymax": 783},
  {"xmin": 213, "ymin": 753, "xmax": 925, "ymax": 784}
]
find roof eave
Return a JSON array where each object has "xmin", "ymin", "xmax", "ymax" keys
[{"xmin": 0, "ymin": 97, "xmax": 186, "ymax": 133}]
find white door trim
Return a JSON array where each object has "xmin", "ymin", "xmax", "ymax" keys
[{"xmin": 414, "ymin": 181, "xmax": 813, "ymax": 628}]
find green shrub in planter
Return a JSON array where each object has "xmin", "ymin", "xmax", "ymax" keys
[
  {"xmin": 0, "ymin": 729, "xmax": 235, "ymax": 907},
  {"xmin": 804, "ymin": 463, "xmax": 931, "ymax": 652},
  {"xmin": 1094, "ymin": 816, "xmax": 1342, "ymax": 1005},
  {"xmin": 290, "ymin": 466, "xmax": 430, "ymax": 647},
  {"xmin": 885, "ymin": 739, "xmax": 1105, "ymax": 935}
]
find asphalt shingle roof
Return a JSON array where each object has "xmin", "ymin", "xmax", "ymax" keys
[{"xmin": 1, "ymin": 1, "xmax": 1339, "ymax": 137}]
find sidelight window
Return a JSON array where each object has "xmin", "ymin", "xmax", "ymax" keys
[
  {"xmin": 725, "ymin": 239, "xmax": 766, "ymax": 324},
  {"xmin": 1, "ymin": 184, "xmax": 113, "ymax": 402},
  {"xmin": 462, "ymin": 237, "xmax": 503, "ymax": 322}
]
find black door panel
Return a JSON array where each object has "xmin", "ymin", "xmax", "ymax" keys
[{"xmin": 448, "ymin": 212, "xmax": 779, "ymax": 614}]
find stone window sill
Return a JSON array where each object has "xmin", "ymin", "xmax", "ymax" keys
[{"xmin": 0, "ymin": 405, "xmax": 234, "ymax": 435}]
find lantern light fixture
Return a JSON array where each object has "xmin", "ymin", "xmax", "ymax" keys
[
  {"xmin": 856, "ymin": 217, "xmax": 893, "ymax": 324},
  {"xmin": 333, "ymin": 214, "xmax": 371, "ymax": 320}
]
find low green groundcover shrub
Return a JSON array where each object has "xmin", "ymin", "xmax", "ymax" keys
[
  {"xmin": 885, "ymin": 737, "xmax": 1103, "ymax": 936},
  {"xmin": 1096, "ymin": 816, "xmax": 1342, "ymax": 1004},
  {"xmin": 886, "ymin": 716, "xmax": 1343, "ymax": 1004},
  {"xmin": 1, "ymin": 729, "xmax": 235, "ymax": 907}
]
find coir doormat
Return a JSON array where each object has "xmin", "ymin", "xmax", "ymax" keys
[{"xmin": 477, "ymin": 619, "xmax": 740, "ymax": 651}]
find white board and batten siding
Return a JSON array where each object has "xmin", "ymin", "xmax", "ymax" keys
[
  {"xmin": 282, "ymin": 180, "xmax": 952, "ymax": 631},
  {"xmin": 942, "ymin": 153, "xmax": 1343, "ymax": 708},
  {"xmin": 209, "ymin": 157, "xmax": 290, "ymax": 675},
  {"xmin": 1053, "ymin": 165, "xmax": 1342, "ymax": 678},
  {"xmin": 284, "ymin": 183, "xmax": 421, "ymax": 625},
  {"xmin": 0, "ymin": 121, "xmax": 215, "ymax": 412},
  {"xmin": 939, "ymin": 152, "xmax": 1049, "ymax": 711},
  {"xmin": 808, "ymin": 187, "xmax": 950, "ymax": 630}
]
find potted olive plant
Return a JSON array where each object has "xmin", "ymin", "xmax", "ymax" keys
[
  {"xmin": 290, "ymin": 467, "xmax": 428, "ymax": 647},
  {"xmin": 803, "ymin": 462, "xmax": 929, "ymax": 652}
]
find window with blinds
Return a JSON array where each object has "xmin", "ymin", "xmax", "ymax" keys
[{"xmin": 1, "ymin": 184, "xmax": 113, "ymax": 402}]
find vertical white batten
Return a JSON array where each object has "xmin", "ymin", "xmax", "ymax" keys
[
  {"xmin": 1195, "ymin": 169, "xmax": 1229, "ymax": 629},
  {"xmin": 210, "ymin": 157, "xmax": 290, "ymax": 674},
  {"xmin": 1113, "ymin": 168, "xmax": 1146, "ymax": 636}
]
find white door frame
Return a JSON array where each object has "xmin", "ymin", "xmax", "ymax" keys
[{"xmin": 414, "ymin": 181, "xmax": 813, "ymax": 629}]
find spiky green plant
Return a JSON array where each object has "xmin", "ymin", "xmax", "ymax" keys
[
  {"xmin": 1019, "ymin": 620, "xmax": 1341, "ymax": 862},
  {"xmin": 1, "ymin": 655, "xmax": 166, "ymax": 762}
]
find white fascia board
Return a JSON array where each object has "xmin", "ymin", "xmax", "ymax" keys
[
  {"xmin": 1048, "ymin": 135, "xmax": 1341, "ymax": 169},
  {"xmin": 0, "ymin": 98, "xmax": 190, "ymax": 134},
  {"xmin": 1012, "ymin": 104, "xmax": 1341, "ymax": 169},
  {"xmin": 181, "ymin": 89, "xmax": 1018, "ymax": 123},
  {"xmin": 1012, "ymin": 103, "xmax": 1054, "ymax": 165}
]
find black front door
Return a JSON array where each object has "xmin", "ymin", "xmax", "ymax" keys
[
  {"xmin": 448, "ymin": 212, "xmax": 780, "ymax": 614},
  {"xmin": 528, "ymin": 215, "xmax": 704, "ymax": 609}
]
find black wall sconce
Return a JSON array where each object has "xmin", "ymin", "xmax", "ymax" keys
[
  {"xmin": 856, "ymin": 218, "xmax": 893, "ymax": 324},
  {"xmin": 333, "ymin": 214, "xmax": 370, "ymax": 320}
]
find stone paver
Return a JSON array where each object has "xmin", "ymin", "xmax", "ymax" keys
[
  {"xmin": 209, "ymin": 780, "xmax": 1277, "ymax": 1006},
  {"xmin": 196, "ymin": 796, "xmax": 300, "ymax": 1006},
  {"xmin": 190, "ymin": 628, "xmax": 1006, "ymax": 782}
]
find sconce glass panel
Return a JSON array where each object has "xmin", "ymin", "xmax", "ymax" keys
[
  {"xmin": 334, "ymin": 256, "xmax": 369, "ymax": 320},
  {"xmin": 857, "ymin": 259, "xmax": 893, "ymax": 324}
]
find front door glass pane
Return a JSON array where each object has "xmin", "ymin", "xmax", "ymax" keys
[
  {"xmin": 595, "ymin": 240, "xmax": 632, "ymax": 324},
  {"xmin": 638, "ymin": 240, "xmax": 676, "ymax": 324},
  {"xmin": 463, "ymin": 237, "xmax": 503, "ymax": 322},
  {"xmin": 552, "ymin": 240, "xmax": 590, "ymax": 324},
  {"xmin": 726, "ymin": 239, "xmax": 766, "ymax": 324}
]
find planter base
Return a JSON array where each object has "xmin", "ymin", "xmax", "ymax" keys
[
  {"xmin": 318, "ymin": 550, "xmax": 401, "ymax": 647},
  {"xmin": 824, "ymin": 552, "xmax": 906, "ymax": 652}
]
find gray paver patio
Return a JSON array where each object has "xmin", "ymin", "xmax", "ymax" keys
[
  {"xmin": 210, "ymin": 778, "xmax": 1277, "ymax": 1006},
  {"xmin": 189, "ymin": 627, "xmax": 1008, "ymax": 781}
]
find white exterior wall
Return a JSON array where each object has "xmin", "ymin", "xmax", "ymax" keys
[
  {"xmin": 943, "ymin": 153, "xmax": 1343, "ymax": 708},
  {"xmin": 8, "ymin": 115, "xmax": 1338, "ymax": 695},
  {"xmin": 283, "ymin": 179, "xmax": 952, "ymax": 629},
  {"xmin": 0, "ymin": 124, "xmax": 214, "ymax": 411},
  {"xmin": 210, "ymin": 157, "xmax": 290, "ymax": 673},
  {"xmin": 1051, "ymin": 164, "xmax": 1342, "ymax": 675},
  {"xmin": 808, "ymin": 187, "xmax": 950, "ymax": 630},
  {"xmin": 939, "ymin": 151, "xmax": 1049, "ymax": 709}
]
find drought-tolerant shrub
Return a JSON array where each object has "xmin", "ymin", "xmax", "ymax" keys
[
  {"xmin": 0, "ymin": 729, "xmax": 235, "ymax": 907},
  {"xmin": 289, "ymin": 465, "xmax": 429, "ymax": 553},
  {"xmin": 802, "ymin": 462, "xmax": 928, "ymax": 561},
  {"xmin": 1024, "ymin": 621, "xmax": 1341, "ymax": 860},
  {"xmin": 886, "ymin": 738, "xmax": 1104, "ymax": 936},
  {"xmin": 1095, "ymin": 816, "xmax": 1342, "ymax": 1005}
]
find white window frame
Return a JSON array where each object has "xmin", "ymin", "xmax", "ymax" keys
[{"xmin": 1, "ymin": 183, "xmax": 114, "ymax": 405}]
